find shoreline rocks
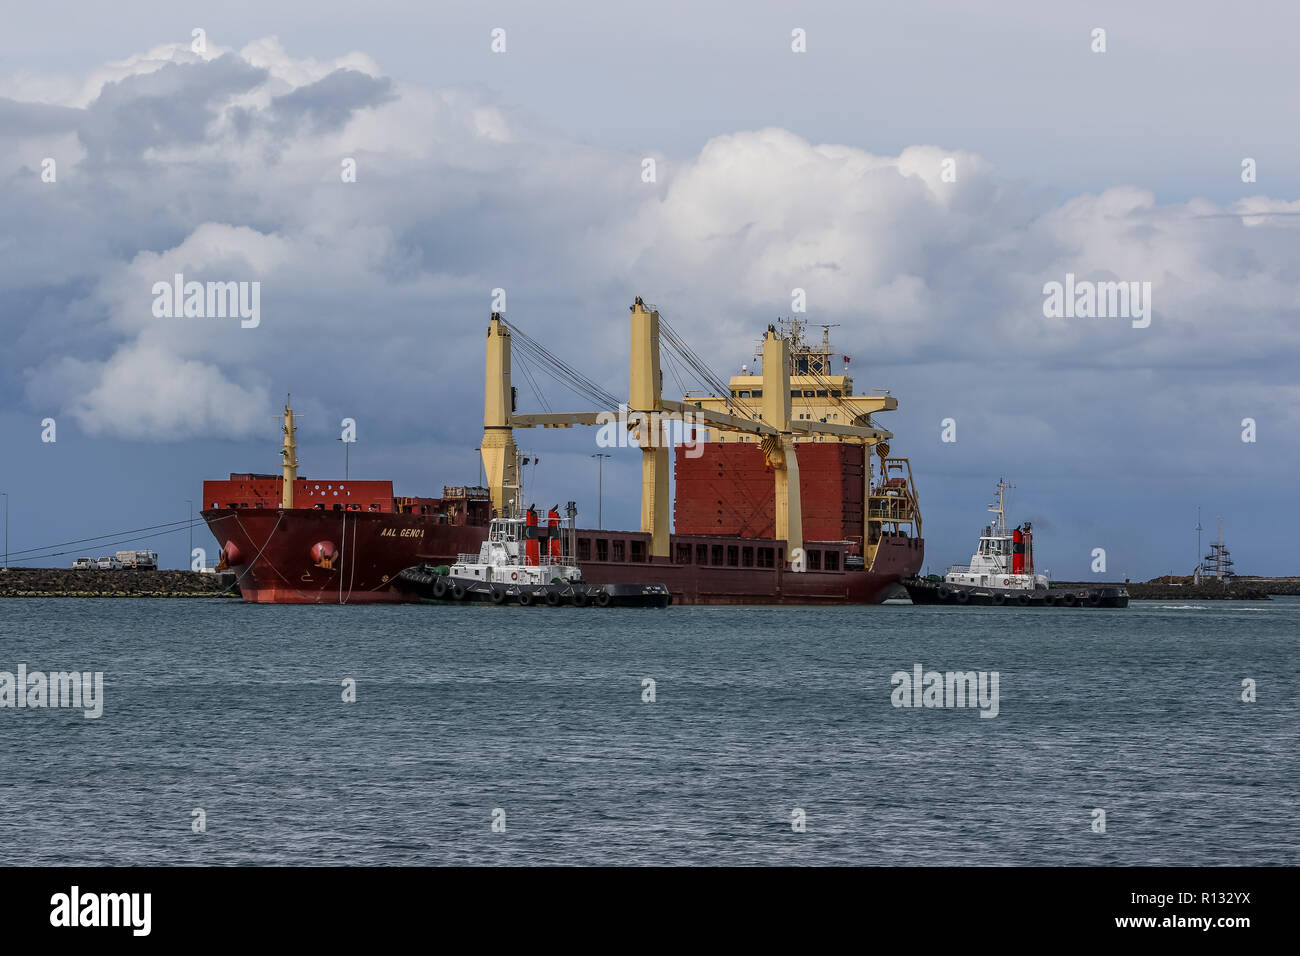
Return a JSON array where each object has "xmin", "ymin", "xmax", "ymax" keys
[
  {"xmin": 0, "ymin": 568, "xmax": 241, "ymax": 598},
  {"xmin": 1053, "ymin": 581, "xmax": 1271, "ymax": 601}
]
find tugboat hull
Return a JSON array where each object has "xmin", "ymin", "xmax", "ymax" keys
[
  {"xmin": 902, "ymin": 578, "xmax": 1128, "ymax": 608},
  {"xmin": 395, "ymin": 566, "xmax": 672, "ymax": 608}
]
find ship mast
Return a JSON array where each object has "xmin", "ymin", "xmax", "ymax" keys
[
  {"xmin": 481, "ymin": 314, "xmax": 521, "ymax": 518},
  {"xmin": 988, "ymin": 479, "xmax": 1014, "ymax": 536},
  {"xmin": 281, "ymin": 396, "xmax": 299, "ymax": 510}
]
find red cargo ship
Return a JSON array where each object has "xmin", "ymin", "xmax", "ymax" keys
[
  {"xmin": 203, "ymin": 304, "xmax": 922, "ymax": 604},
  {"xmin": 202, "ymin": 468, "xmax": 491, "ymax": 604}
]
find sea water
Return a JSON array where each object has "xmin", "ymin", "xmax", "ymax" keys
[{"xmin": 0, "ymin": 597, "xmax": 1295, "ymax": 865}]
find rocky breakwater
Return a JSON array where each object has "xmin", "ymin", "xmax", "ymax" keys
[
  {"xmin": 1053, "ymin": 580, "xmax": 1270, "ymax": 601},
  {"xmin": 0, "ymin": 568, "xmax": 240, "ymax": 598}
]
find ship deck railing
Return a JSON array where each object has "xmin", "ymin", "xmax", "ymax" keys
[
  {"xmin": 460, "ymin": 554, "xmax": 577, "ymax": 567},
  {"xmin": 867, "ymin": 502, "xmax": 915, "ymax": 520}
]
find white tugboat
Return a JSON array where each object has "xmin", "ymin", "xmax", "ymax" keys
[
  {"xmin": 902, "ymin": 480, "xmax": 1127, "ymax": 608},
  {"xmin": 396, "ymin": 502, "xmax": 671, "ymax": 608}
]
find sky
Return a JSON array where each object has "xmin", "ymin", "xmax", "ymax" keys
[{"xmin": 1, "ymin": 1, "xmax": 1297, "ymax": 577}]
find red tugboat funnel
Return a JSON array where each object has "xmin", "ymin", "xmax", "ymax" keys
[
  {"xmin": 1023, "ymin": 523, "xmax": 1034, "ymax": 573},
  {"xmin": 525, "ymin": 507, "xmax": 540, "ymax": 566},
  {"xmin": 547, "ymin": 507, "xmax": 562, "ymax": 560},
  {"xmin": 1012, "ymin": 528, "xmax": 1025, "ymax": 575}
]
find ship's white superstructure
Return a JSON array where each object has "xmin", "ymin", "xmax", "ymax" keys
[
  {"xmin": 943, "ymin": 480, "xmax": 1048, "ymax": 592},
  {"xmin": 449, "ymin": 509, "xmax": 583, "ymax": 587}
]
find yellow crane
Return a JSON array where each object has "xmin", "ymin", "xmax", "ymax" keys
[{"xmin": 482, "ymin": 297, "xmax": 895, "ymax": 561}]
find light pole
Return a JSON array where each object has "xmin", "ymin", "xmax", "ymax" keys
[
  {"xmin": 1194, "ymin": 507, "xmax": 1202, "ymax": 585},
  {"xmin": 590, "ymin": 454, "xmax": 611, "ymax": 529},
  {"xmin": 185, "ymin": 499, "xmax": 193, "ymax": 571}
]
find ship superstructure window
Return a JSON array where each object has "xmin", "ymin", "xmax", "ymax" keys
[
  {"xmin": 825, "ymin": 551, "xmax": 840, "ymax": 571},
  {"xmin": 726, "ymin": 546, "xmax": 739, "ymax": 567},
  {"xmin": 578, "ymin": 538, "xmax": 592, "ymax": 561},
  {"xmin": 613, "ymin": 541, "xmax": 626, "ymax": 562},
  {"xmin": 711, "ymin": 545, "xmax": 724, "ymax": 566},
  {"xmin": 596, "ymin": 539, "xmax": 609, "ymax": 562},
  {"xmin": 807, "ymin": 550, "xmax": 822, "ymax": 570},
  {"xmin": 758, "ymin": 547, "xmax": 775, "ymax": 568},
  {"xmin": 742, "ymin": 547, "xmax": 754, "ymax": 567},
  {"xmin": 675, "ymin": 544, "xmax": 691, "ymax": 564},
  {"xmin": 631, "ymin": 541, "xmax": 646, "ymax": 563},
  {"xmin": 696, "ymin": 544, "xmax": 708, "ymax": 565},
  {"xmin": 979, "ymin": 538, "xmax": 1010, "ymax": 556}
]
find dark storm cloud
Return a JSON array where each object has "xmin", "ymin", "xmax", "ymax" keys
[
  {"xmin": 77, "ymin": 55, "xmax": 267, "ymax": 164},
  {"xmin": 267, "ymin": 69, "xmax": 395, "ymax": 135},
  {"xmin": 0, "ymin": 97, "xmax": 80, "ymax": 136}
]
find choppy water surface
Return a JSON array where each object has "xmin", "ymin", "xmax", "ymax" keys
[{"xmin": 1, "ymin": 597, "xmax": 1295, "ymax": 865}]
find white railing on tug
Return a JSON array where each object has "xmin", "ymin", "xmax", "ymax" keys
[
  {"xmin": 456, "ymin": 554, "xmax": 573, "ymax": 574},
  {"xmin": 946, "ymin": 563, "xmax": 1053, "ymax": 582},
  {"xmin": 483, "ymin": 560, "xmax": 571, "ymax": 585},
  {"xmin": 455, "ymin": 554, "xmax": 570, "ymax": 568}
]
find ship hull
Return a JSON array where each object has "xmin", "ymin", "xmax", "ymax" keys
[
  {"xmin": 902, "ymin": 578, "xmax": 1129, "ymax": 608},
  {"xmin": 580, "ymin": 535, "xmax": 921, "ymax": 605},
  {"xmin": 203, "ymin": 508, "xmax": 922, "ymax": 605},
  {"xmin": 202, "ymin": 508, "xmax": 487, "ymax": 604}
]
